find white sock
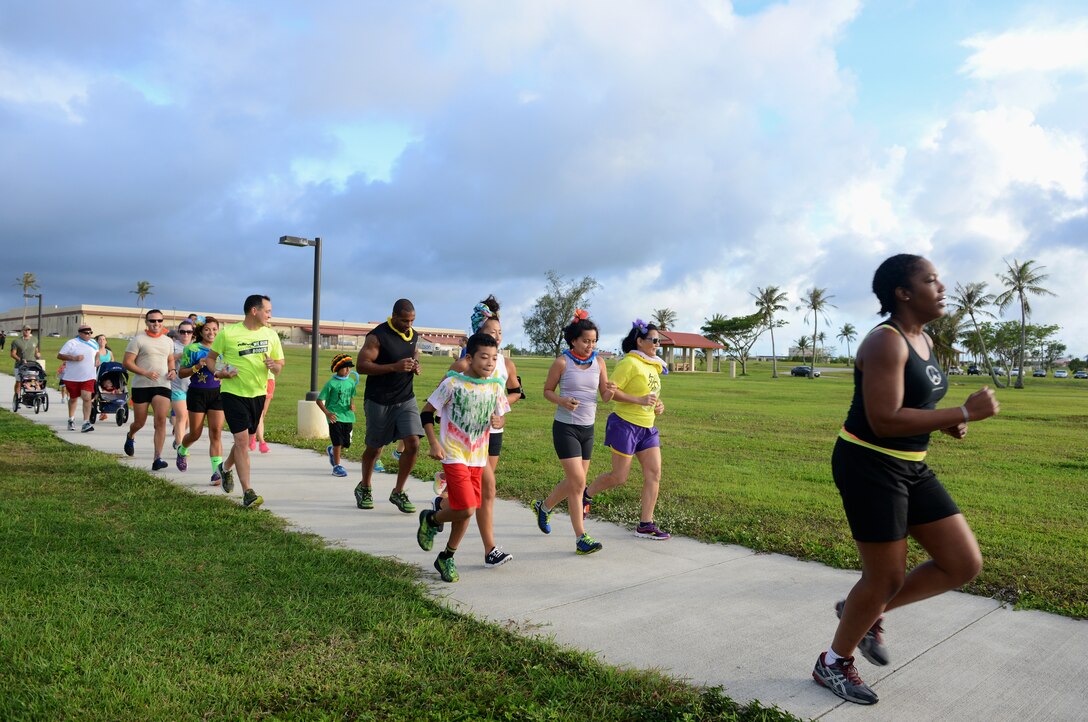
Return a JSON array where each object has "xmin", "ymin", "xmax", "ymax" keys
[{"xmin": 825, "ymin": 647, "xmax": 844, "ymax": 665}]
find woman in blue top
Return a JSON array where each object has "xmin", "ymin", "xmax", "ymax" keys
[
  {"xmin": 812, "ymin": 255, "xmax": 1000, "ymax": 706},
  {"xmin": 177, "ymin": 317, "xmax": 232, "ymax": 484}
]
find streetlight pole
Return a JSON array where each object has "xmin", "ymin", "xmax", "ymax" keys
[
  {"xmin": 24, "ymin": 293, "xmax": 42, "ymax": 337},
  {"xmin": 278, "ymin": 236, "xmax": 322, "ymax": 401}
]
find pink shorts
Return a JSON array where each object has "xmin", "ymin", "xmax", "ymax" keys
[
  {"xmin": 64, "ymin": 379, "xmax": 95, "ymax": 396},
  {"xmin": 443, "ymin": 463, "xmax": 483, "ymax": 511},
  {"xmin": 266, "ymin": 378, "xmax": 276, "ymax": 400}
]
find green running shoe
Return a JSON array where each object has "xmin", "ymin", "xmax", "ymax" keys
[
  {"xmin": 433, "ymin": 555, "xmax": 459, "ymax": 583},
  {"xmin": 389, "ymin": 490, "xmax": 415, "ymax": 513},
  {"xmin": 354, "ymin": 484, "xmax": 374, "ymax": 509},
  {"xmin": 576, "ymin": 533, "xmax": 603, "ymax": 555},
  {"xmin": 417, "ymin": 510, "xmax": 440, "ymax": 551},
  {"xmin": 242, "ymin": 489, "xmax": 263, "ymax": 509}
]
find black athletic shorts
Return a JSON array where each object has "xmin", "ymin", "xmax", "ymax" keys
[
  {"xmin": 222, "ymin": 392, "xmax": 265, "ymax": 436},
  {"xmin": 552, "ymin": 420, "xmax": 595, "ymax": 461},
  {"xmin": 488, "ymin": 429, "xmax": 503, "ymax": 457},
  {"xmin": 831, "ymin": 437, "xmax": 960, "ymax": 543},
  {"xmin": 329, "ymin": 421, "xmax": 353, "ymax": 449},
  {"xmin": 132, "ymin": 386, "xmax": 170, "ymax": 405},
  {"xmin": 186, "ymin": 387, "xmax": 222, "ymax": 413}
]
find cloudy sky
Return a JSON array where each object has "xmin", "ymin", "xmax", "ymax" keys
[{"xmin": 2, "ymin": 0, "xmax": 1086, "ymax": 355}]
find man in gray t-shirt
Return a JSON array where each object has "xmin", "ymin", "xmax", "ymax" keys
[
  {"xmin": 10, "ymin": 325, "xmax": 41, "ymax": 395},
  {"xmin": 122, "ymin": 310, "xmax": 177, "ymax": 471}
]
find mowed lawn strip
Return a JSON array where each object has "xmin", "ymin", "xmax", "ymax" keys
[
  {"xmin": 30, "ymin": 337, "xmax": 1088, "ymax": 618},
  {"xmin": 0, "ymin": 412, "xmax": 795, "ymax": 721}
]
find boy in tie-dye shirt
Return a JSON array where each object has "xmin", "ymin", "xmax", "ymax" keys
[{"xmin": 416, "ymin": 333, "xmax": 510, "ymax": 582}]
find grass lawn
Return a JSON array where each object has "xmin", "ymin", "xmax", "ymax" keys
[
  {"xmin": 29, "ymin": 337, "xmax": 1088, "ymax": 618},
  {"xmin": 0, "ymin": 411, "xmax": 794, "ymax": 721}
]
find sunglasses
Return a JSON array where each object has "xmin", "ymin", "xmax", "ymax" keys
[
  {"xmin": 178, "ymin": 330, "xmax": 193, "ymax": 335},
  {"xmin": 147, "ymin": 319, "xmax": 165, "ymax": 324},
  {"xmin": 647, "ymin": 337, "xmax": 661, "ymax": 344},
  {"xmin": 79, "ymin": 329, "xmax": 93, "ymax": 334}
]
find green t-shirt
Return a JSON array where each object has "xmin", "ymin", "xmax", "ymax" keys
[
  {"xmin": 317, "ymin": 374, "xmax": 358, "ymax": 423},
  {"xmin": 11, "ymin": 336, "xmax": 38, "ymax": 365},
  {"xmin": 210, "ymin": 322, "xmax": 284, "ymax": 399}
]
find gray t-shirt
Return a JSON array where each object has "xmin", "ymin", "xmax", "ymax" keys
[
  {"xmin": 125, "ymin": 333, "xmax": 174, "ymax": 390},
  {"xmin": 11, "ymin": 336, "xmax": 38, "ymax": 367}
]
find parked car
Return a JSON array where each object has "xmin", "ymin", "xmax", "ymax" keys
[
  {"xmin": 47, "ymin": 332, "xmax": 60, "ymax": 337},
  {"xmin": 1054, "ymin": 369, "xmax": 1069, "ymax": 378},
  {"xmin": 790, "ymin": 365, "xmax": 820, "ymax": 378},
  {"xmin": 967, "ymin": 365, "xmax": 982, "ymax": 375},
  {"xmin": 993, "ymin": 367, "xmax": 1007, "ymax": 377},
  {"xmin": 1032, "ymin": 369, "xmax": 1047, "ymax": 377},
  {"xmin": 1075, "ymin": 370, "xmax": 1088, "ymax": 379},
  {"xmin": 947, "ymin": 366, "xmax": 964, "ymax": 375}
]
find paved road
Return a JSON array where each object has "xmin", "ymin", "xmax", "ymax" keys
[{"xmin": 6, "ymin": 373, "xmax": 1086, "ymax": 721}]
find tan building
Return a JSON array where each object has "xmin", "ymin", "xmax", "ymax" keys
[{"xmin": 0, "ymin": 304, "xmax": 466, "ymax": 352}]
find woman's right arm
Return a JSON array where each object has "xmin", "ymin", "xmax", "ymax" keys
[{"xmin": 542, "ymin": 357, "xmax": 572, "ymax": 409}]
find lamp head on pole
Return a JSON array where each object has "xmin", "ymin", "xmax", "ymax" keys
[{"xmin": 279, "ymin": 235, "xmax": 316, "ymax": 247}]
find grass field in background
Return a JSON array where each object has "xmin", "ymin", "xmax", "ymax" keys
[
  {"xmin": 26, "ymin": 337, "xmax": 1088, "ymax": 618},
  {"xmin": 0, "ymin": 412, "xmax": 794, "ymax": 721}
]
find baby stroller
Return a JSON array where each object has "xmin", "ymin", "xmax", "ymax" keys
[
  {"xmin": 91, "ymin": 362, "xmax": 130, "ymax": 426},
  {"xmin": 13, "ymin": 361, "xmax": 50, "ymax": 414}
]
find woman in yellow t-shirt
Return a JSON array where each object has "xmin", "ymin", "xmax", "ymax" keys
[{"xmin": 583, "ymin": 319, "xmax": 670, "ymax": 540}]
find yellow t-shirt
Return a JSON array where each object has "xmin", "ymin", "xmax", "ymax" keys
[
  {"xmin": 211, "ymin": 322, "xmax": 284, "ymax": 398},
  {"xmin": 611, "ymin": 354, "xmax": 661, "ymax": 428}
]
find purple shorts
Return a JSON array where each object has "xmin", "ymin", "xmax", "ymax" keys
[{"xmin": 603, "ymin": 413, "xmax": 659, "ymax": 457}]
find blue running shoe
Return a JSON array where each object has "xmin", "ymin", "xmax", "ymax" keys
[
  {"xmin": 533, "ymin": 499, "xmax": 552, "ymax": 534},
  {"xmin": 374, "ymin": 459, "xmax": 386, "ymax": 473},
  {"xmin": 576, "ymin": 533, "xmax": 603, "ymax": 555},
  {"xmin": 332, "ymin": 464, "xmax": 348, "ymax": 477},
  {"xmin": 326, "ymin": 445, "xmax": 335, "ymax": 467},
  {"xmin": 123, "ymin": 435, "xmax": 135, "ymax": 457}
]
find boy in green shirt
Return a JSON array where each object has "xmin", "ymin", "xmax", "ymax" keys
[{"xmin": 317, "ymin": 353, "xmax": 358, "ymax": 477}]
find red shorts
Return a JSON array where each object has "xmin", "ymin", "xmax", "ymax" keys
[
  {"xmin": 266, "ymin": 378, "xmax": 275, "ymax": 400},
  {"xmin": 443, "ymin": 463, "xmax": 483, "ymax": 511},
  {"xmin": 64, "ymin": 379, "xmax": 95, "ymax": 396}
]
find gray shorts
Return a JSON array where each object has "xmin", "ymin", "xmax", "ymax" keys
[{"xmin": 364, "ymin": 397, "xmax": 423, "ymax": 449}]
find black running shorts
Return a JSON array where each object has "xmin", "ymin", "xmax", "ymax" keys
[
  {"xmin": 132, "ymin": 386, "xmax": 170, "ymax": 405},
  {"xmin": 329, "ymin": 421, "xmax": 353, "ymax": 449},
  {"xmin": 186, "ymin": 387, "xmax": 222, "ymax": 413},
  {"xmin": 222, "ymin": 392, "xmax": 265, "ymax": 436},
  {"xmin": 552, "ymin": 420, "xmax": 595, "ymax": 461},
  {"xmin": 831, "ymin": 437, "xmax": 960, "ymax": 543}
]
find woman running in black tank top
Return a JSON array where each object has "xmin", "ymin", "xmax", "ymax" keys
[{"xmin": 812, "ymin": 255, "xmax": 1000, "ymax": 706}]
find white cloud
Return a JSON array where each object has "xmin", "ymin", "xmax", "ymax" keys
[{"xmin": 961, "ymin": 22, "xmax": 1088, "ymax": 79}]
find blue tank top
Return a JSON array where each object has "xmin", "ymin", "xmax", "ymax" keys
[{"xmin": 842, "ymin": 321, "xmax": 948, "ymax": 453}]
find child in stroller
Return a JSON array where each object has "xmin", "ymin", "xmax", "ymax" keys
[
  {"xmin": 13, "ymin": 361, "xmax": 50, "ymax": 413},
  {"xmin": 92, "ymin": 362, "xmax": 130, "ymax": 426}
]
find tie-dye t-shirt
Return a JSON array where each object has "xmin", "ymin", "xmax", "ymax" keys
[{"xmin": 426, "ymin": 371, "xmax": 511, "ymax": 467}]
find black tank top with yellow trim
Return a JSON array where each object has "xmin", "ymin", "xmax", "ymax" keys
[{"xmin": 842, "ymin": 321, "xmax": 948, "ymax": 453}]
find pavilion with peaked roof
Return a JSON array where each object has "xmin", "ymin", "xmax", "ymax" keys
[{"xmin": 658, "ymin": 331, "xmax": 726, "ymax": 372}]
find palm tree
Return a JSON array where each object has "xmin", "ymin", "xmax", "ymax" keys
[
  {"xmin": 815, "ymin": 331, "xmax": 828, "ymax": 365},
  {"xmin": 14, "ymin": 272, "xmax": 39, "ymax": 327},
  {"xmin": 995, "ymin": 259, "xmax": 1055, "ymax": 388},
  {"xmin": 652, "ymin": 308, "xmax": 679, "ymax": 367},
  {"xmin": 794, "ymin": 336, "xmax": 810, "ymax": 363},
  {"xmin": 925, "ymin": 310, "xmax": 966, "ymax": 372},
  {"xmin": 836, "ymin": 323, "xmax": 857, "ymax": 366},
  {"xmin": 752, "ymin": 286, "xmax": 788, "ymax": 378},
  {"xmin": 949, "ymin": 281, "xmax": 1003, "ymax": 387},
  {"xmin": 798, "ymin": 287, "xmax": 835, "ymax": 379},
  {"xmin": 131, "ymin": 280, "xmax": 154, "ymax": 331}
]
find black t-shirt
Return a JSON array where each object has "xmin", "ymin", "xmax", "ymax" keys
[
  {"xmin": 842, "ymin": 321, "xmax": 948, "ymax": 452},
  {"xmin": 363, "ymin": 322, "xmax": 418, "ymax": 405}
]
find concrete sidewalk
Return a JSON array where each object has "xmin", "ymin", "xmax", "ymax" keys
[{"xmin": 8, "ymin": 374, "xmax": 1086, "ymax": 721}]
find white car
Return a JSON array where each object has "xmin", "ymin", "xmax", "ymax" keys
[{"xmin": 1054, "ymin": 369, "xmax": 1069, "ymax": 378}]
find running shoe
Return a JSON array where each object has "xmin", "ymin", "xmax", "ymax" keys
[
  {"xmin": 176, "ymin": 453, "xmax": 187, "ymax": 472},
  {"xmin": 812, "ymin": 653, "xmax": 878, "ymax": 705},
  {"xmin": 433, "ymin": 555, "xmax": 459, "ymax": 583},
  {"xmin": 210, "ymin": 471, "xmax": 222, "ymax": 487},
  {"xmin": 835, "ymin": 600, "xmax": 889, "ymax": 666},
  {"xmin": 374, "ymin": 459, "xmax": 386, "ymax": 473},
  {"xmin": 242, "ymin": 489, "xmax": 264, "ymax": 509},
  {"xmin": 81, "ymin": 422, "xmax": 94, "ymax": 433},
  {"xmin": 576, "ymin": 533, "xmax": 603, "ymax": 555},
  {"xmin": 532, "ymin": 499, "xmax": 552, "ymax": 534},
  {"xmin": 326, "ymin": 445, "xmax": 335, "ymax": 467},
  {"xmin": 249, "ymin": 436, "xmax": 257, "ymax": 451},
  {"xmin": 123, "ymin": 435, "xmax": 135, "ymax": 457},
  {"xmin": 67, "ymin": 419, "xmax": 75, "ymax": 431},
  {"xmin": 484, "ymin": 547, "xmax": 512, "ymax": 568},
  {"xmin": 417, "ymin": 510, "xmax": 441, "ymax": 550},
  {"xmin": 433, "ymin": 471, "xmax": 446, "ymax": 495},
  {"xmin": 389, "ymin": 491, "xmax": 415, "ymax": 513},
  {"xmin": 392, "ymin": 448, "xmax": 402, "ymax": 461},
  {"xmin": 582, "ymin": 489, "xmax": 592, "ymax": 519},
  {"xmin": 634, "ymin": 522, "xmax": 671, "ymax": 540},
  {"xmin": 172, "ymin": 439, "xmax": 179, "ymax": 450},
  {"xmin": 332, "ymin": 464, "xmax": 348, "ymax": 477},
  {"xmin": 218, "ymin": 463, "xmax": 234, "ymax": 494},
  {"xmin": 432, "ymin": 496, "xmax": 443, "ymax": 514},
  {"xmin": 354, "ymin": 484, "xmax": 373, "ymax": 509},
  {"xmin": 151, "ymin": 458, "xmax": 168, "ymax": 471},
  {"xmin": 259, "ymin": 441, "xmax": 269, "ymax": 454}
]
